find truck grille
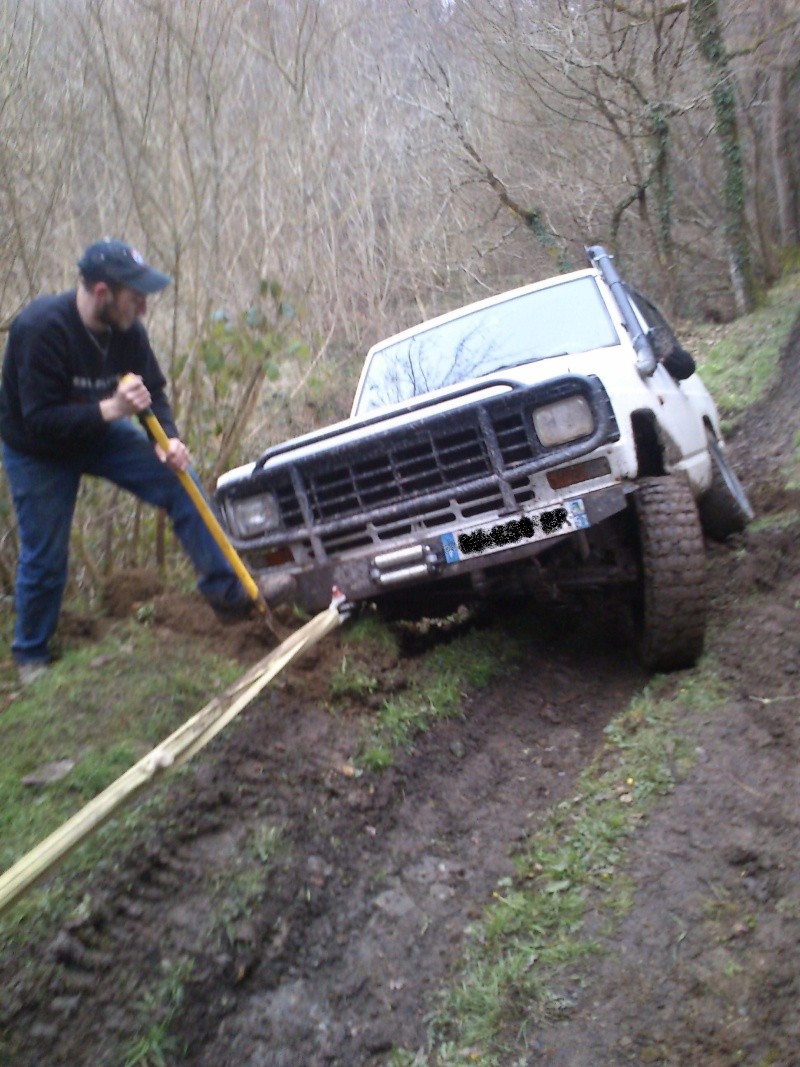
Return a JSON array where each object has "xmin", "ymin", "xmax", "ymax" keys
[
  {"xmin": 275, "ymin": 405, "xmax": 536, "ymax": 528},
  {"xmin": 311, "ymin": 423, "xmax": 499, "ymax": 519}
]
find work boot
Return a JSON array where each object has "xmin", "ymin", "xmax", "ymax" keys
[{"xmin": 211, "ymin": 598, "xmax": 257, "ymax": 626}]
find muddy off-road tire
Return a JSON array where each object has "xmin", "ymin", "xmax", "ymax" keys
[
  {"xmin": 633, "ymin": 477, "xmax": 707, "ymax": 672},
  {"xmin": 698, "ymin": 431, "xmax": 754, "ymax": 542}
]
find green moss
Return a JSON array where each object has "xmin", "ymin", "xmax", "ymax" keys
[{"xmin": 689, "ymin": 271, "xmax": 800, "ymax": 423}]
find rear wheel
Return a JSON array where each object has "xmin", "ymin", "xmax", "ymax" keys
[
  {"xmin": 698, "ymin": 430, "xmax": 754, "ymax": 542},
  {"xmin": 632, "ymin": 477, "xmax": 707, "ymax": 672}
]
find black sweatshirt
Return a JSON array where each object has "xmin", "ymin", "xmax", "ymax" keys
[{"xmin": 0, "ymin": 290, "xmax": 178, "ymax": 458}]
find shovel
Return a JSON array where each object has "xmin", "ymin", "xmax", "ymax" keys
[{"xmin": 124, "ymin": 377, "xmax": 273, "ymax": 631}]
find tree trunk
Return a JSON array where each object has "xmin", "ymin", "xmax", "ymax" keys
[
  {"xmin": 770, "ymin": 66, "xmax": 799, "ymax": 248},
  {"xmin": 689, "ymin": 0, "xmax": 757, "ymax": 313}
]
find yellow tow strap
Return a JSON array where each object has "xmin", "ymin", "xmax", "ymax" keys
[{"xmin": 0, "ymin": 599, "xmax": 345, "ymax": 920}]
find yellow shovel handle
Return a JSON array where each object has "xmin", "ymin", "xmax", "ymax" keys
[{"xmin": 136, "ymin": 403, "xmax": 264, "ymax": 612}]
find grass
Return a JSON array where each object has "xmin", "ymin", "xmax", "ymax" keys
[
  {"xmin": 207, "ymin": 821, "xmax": 286, "ymax": 945},
  {"xmin": 354, "ymin": 616, "xmax": 526, "ymax": 771},
  {"xmin": 0, "ymin": 613, "xmax": 241, "ymax": 939},
  {"xmin": 121, "ymin": 957, "xmax": 195, "ymax": 1067},
  {"xmin": 687, "ymin": 269, "xmax": 800, "ymax": 425},
  {"xmin": 329, "ymin": 654, "xmax": 380, "ymax": 700},
  {"xmin": 393, "ymin": 669, "xmax": 725, "ymax": 1065},
  {"xmin": 325, "ymin": 606, "xmax": 528, "ymax": 769}
]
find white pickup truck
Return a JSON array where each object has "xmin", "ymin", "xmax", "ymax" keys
[{"xmin": 216, "ymin": 246, "xmax": 752, "ymax": 671}]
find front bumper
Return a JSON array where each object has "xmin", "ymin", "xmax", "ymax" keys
[{"xmin": 256, "ymin": 481, "xmax": 627, "ymax": 612}]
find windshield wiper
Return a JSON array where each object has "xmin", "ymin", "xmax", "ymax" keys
[{"xmin": 477, "ymin": 351, "xmax": 570, "ymax": 376}]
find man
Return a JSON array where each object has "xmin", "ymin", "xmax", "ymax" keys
[{"xmin": 0, "ymin": 239, "xmax": 253, "ymax": 683}]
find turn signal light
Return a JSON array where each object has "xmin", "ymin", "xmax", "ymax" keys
[{"xmin": 547, "ymin": 457, "xmax": 611, "ymax": 490}]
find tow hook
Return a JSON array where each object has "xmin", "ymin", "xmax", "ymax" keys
[{"xmin": 331, "ymin": 585, "xmax": 356, "ymax": 620}]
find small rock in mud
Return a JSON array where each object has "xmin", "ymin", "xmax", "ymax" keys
[
  {"xmin": 50, "ymin": 995, "xmax": 82, "ymax": 1017},
  {"xmin": 21, "ymin": 759, "xmax": 75, "ymax": 786}
]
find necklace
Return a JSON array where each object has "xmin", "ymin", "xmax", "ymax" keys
[{"xmin": 83, "ymin": 323, "xmax": 112, "ymax": 360}]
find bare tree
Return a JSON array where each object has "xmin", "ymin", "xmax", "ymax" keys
[
  {"xmin": 688, "ymin": 0, "xmax": 755, "ymax": 312},
  {"xmin": 417, "ymin": 0, "xmax": 703, "ymax": 301},
  {"xmin": 1, "ymin": 0, "xmax": 798, "ymax": 595},
  {"xmin": 0, "ymin": 1, "xmax": 79, "ymax": 317}
]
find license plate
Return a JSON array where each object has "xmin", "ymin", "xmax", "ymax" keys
[{"xmin": 441, "ymin": 498, "xmax": 589, "ymax": 564}]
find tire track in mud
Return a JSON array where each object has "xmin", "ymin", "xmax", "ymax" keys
[
  {"xmin": 7, "ymin": 315, "xmax": 798, "ymax": 1067},
  {"xmin": 527, "ymin": 522, "xmax": 800, "ymax": 1066},
  {"xmin": 0, "ymin": 607, "xmax": 646, "ymax": 1066}
]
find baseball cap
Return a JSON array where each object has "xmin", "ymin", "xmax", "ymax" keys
[{"xmin": 77, "ymin": 239, "xmax": 171, "ymax": 294}]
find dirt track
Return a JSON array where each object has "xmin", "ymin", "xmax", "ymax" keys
[{"xmin": 1, "ymin": 320, "xmax": 799, "ymax": 1066}]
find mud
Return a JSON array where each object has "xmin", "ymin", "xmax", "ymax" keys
[{"xmin": 0, "ymin": 320, "xmax": 799, "ymax": 1066}]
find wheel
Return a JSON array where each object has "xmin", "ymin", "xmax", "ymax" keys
[
  {"xmin": 698, "ymin": 431, "xmax": 754, "ymax": 542},
  {"xmin": 632, "ymin": 477, "xmax": 707, "ymax": 672}
]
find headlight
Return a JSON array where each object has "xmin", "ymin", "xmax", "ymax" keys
[
  {"xmin": 532, "ymin": 396, "xmax": 594, "ymax": 446},
  {"xmin": 227, "ymin": 493, "xmax": 280, "ymax": 538}
]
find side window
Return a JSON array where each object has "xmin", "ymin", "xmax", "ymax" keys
[
  {"xmin": 625, "ymin": 287, "xmax": 696, "ymax": 381},
  {"xmin": 626, "ymin": 287, "xmax": 678, "ymax": 360}
]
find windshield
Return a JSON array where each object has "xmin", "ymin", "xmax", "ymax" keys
[{"xmin": 354, "ymin": 276, "xmax": 619, "ymax": 414}]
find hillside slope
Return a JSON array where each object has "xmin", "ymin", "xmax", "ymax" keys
[{"xmin": 0, "ymin": 318, "xmax": 798, "ymax": 1066}]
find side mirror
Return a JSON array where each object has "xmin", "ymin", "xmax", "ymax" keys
[{"xmin": 661, "ymin": 344, "xmax": 696, "ymax": 381}]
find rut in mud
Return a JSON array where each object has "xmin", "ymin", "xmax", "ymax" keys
[
  {"xmin": 0, "ymin": 600, "xmax": 647, "ymax": 1066},
  {"xmin": 1, "ymin": 316, "xmax": 799, "ymax": 1066}
]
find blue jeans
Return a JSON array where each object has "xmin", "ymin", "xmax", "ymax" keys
[{"xmin": 3, "ymin": 422, "xmax": 248, "ymax": 664}]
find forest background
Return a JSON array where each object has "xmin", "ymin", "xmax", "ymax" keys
[{"xmin": 1, "ymin": 0, "xmax": 798, "ymax": 606}]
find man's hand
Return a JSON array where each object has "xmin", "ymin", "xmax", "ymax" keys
[
  {"xmin": 155, "ymin": 438, "xmax": 192, "ymax": 472},
  {"xmin": 100, "ymin": 374, "xmax": 152, "ymax": 421}
]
